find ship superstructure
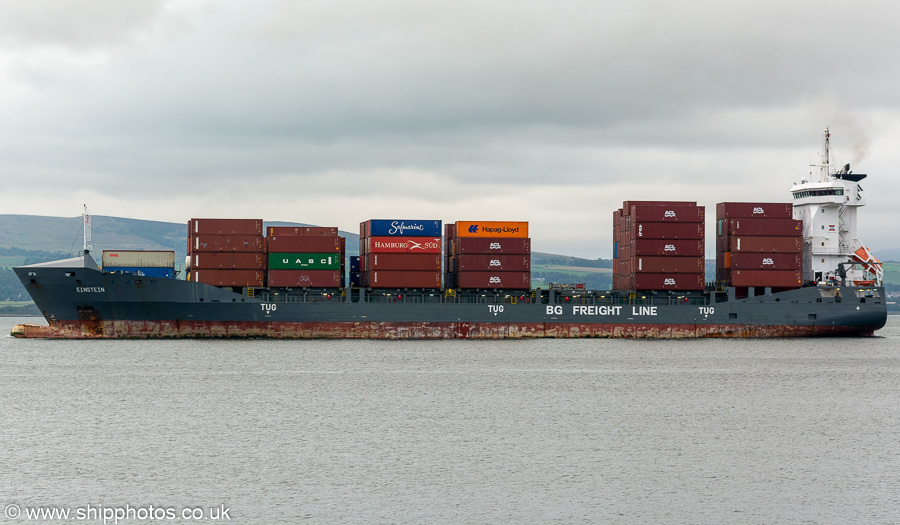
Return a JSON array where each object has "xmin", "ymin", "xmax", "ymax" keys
[{"xmin": 790, "ymin": 127, "xmax": 882, "ymax": 285}]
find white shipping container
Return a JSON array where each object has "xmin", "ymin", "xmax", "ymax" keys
[{"xmin": 103, "ymin": 250, "xmax": 176, "ymax": 268}]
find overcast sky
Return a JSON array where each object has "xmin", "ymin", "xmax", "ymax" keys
[{"xmin": 1, "ymin": 0, "xmax": 898, "ymax": 258}]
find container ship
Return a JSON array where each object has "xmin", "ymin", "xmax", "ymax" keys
[{"xmin": 11, "ymin": 129, "xmax": 887, "ymax": 339}]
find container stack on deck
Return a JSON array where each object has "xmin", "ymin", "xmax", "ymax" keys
[
  {"xmin": 103, "ymin": 250, "xmax": 176, "ymax": 279},
  {"xmin": 716, "ymin": 203, "xmax": 803, "ymax": 293},
  {"xmin": 359, "ymin": 220, "xmax": 442, "ymax": 288},
  {"xmin": 188, "ymin": 219, "xmax": 265, "ymax": 287},
  {"xmin": 266, "ymin": 226, "xmax": 345, "ymax": 288},
  {"xmin": 612, "ymin": 201, "xmax": 706, "ymax": 291},
  {"xmin": 446, "ymin": 221, "xmax": 531, "ymax": 290}
]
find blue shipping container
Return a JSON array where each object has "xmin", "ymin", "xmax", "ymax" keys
[
  {"xmin": 349, "ymin": 255, "xmax": 360, "ymax": 272},
  {"xmin": 613, "ymin": 241, "xmax": 618, "ymax": 259},
  {"xmin": 369, "ymin": 219, "xmax": 441, "ymax": 237},
  {"xmin": 104, "ymin": 266, "xmax": 175, "ymax": 279}
]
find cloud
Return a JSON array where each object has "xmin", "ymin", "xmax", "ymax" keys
[{"xmin": 0, "ymin": 0, "xmax": 899, "ymax": 258}]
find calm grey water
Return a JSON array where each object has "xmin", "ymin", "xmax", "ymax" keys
[{"xmin": 2, "ymin": 316, "xmax": 899, "ymax": 524}]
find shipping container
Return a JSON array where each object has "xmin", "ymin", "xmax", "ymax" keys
[
  {"xmin": 456, "ymin": 271, "xmax": 531, "ymax": 289},
  {"xmin": 627, "ymin": 205, "xmax": 705, "ymax": 223},
  {"xmin": 729, "ymin": 269, "xmax": 803, "ymax": 288},
  {"xmin": 717, "ymin": 251, "xmax": 732, "ymax": 270},
  {"xmin": 715, "ymin": 202, "xmax": 793, "ymax": 220},
  {"xmin": 104, "ymin": 266, "xmax": 175, "ymax": 279},
  {"xmin": 266, "ymin": 226, "xmax": 339, "ymax": 237},
  {"xmin": 455, "ymin": 254, "xmax": 531, "ymax": 272},
  {"xmin": 722, "ymin": 236, "xmax": 803, "ymax": 253},
  {"xmin": 629, "ymin": 239, "xmax": 705, "ymax": 257},
  {"xmin": 363, "ymin": 253, "xmax": 441, "ymax": 271},
  {"xmin": 630, "ymin": 222, "xmax": 704, "ymax": 240},
  {"xmin": 268, "ymin": 253, "xmax": 341, "ymax": 270},
  {"xmin": 363, "ymin": 236, "xmax": 442, "ymax": 254},
  {"xmin": 452, "ymin": 237, "xmax": 532, "ymax": 255},
  {"xmin": 189, "ymin": 218, "xmax": 263, "ymax": 235},
  {"xmin": 633, "ymin": 256, "xmax": 704, "ymax": 273},
  {"xmin": 728, "ymin": 252, "xmax": 803, "ymax": 271},
  {"xmin": 362, "ymin": 219, "xmax": 442, "ymax": 238},
  {"xmin": 190, "ymin": 269, "xmax": 264, "ymax": 287},
  {"xmin": 267, "ymin": 269, "xmax": 342, "ymax": 288},
  {"xmin": 633, "ymin": 273, "xmax": 705, "ymax": 291},
  {"xmin": 190, "ymin": 252, "xmax": 266, "ymax": 270},
  {"xmin": 349, "ymin": 256, "xmax": 360, "ymax": 272},
  {"xmin": 718, "ymin": 218, "xmax": 802, "ymax": 237},
  {"xmin": 455, "ymin": 221, "xmax": 529, "ymax": 238},
  {"xmin": 445, "ymin": 223, "xmax": 457, "ymax": 242},
  {"xmin": 191, "ymin": 235, "xmax": 264, "ymax": 253},
  {"xmin": 621, "ymin": 201, "xmax": 696, "ymax": 214},
  {"xmin": 365, "ymin": 270, "xmax": 442, "ymax": 288},
  {"xmin": 102, "ymin": 250, "xmax": 175, "ymax": 268},
  {"xmin": 267, "ymin": 236, "xmax": 342, "ymax": 253}
]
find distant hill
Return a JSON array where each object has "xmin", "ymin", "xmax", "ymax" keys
[{"xmin": 0, "ymin": 215, "xmax": 361, "ymax": 259}]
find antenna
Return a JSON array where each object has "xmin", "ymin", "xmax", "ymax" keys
[
  {"xmin": 809, "ymin": 126, "xmax": 833, "ymax": 182},
  {"xmin": 83, "ymin": 204, "xmax": 92, "ymax": 254}
]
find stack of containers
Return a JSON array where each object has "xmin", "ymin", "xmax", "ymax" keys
[
  {"xmin": 444, "ymin": 223, "xmax": 457, "ymax": 288},
  {"xmin": 612, "ymin": 201, "xmax": 705, "ymax": 291},
  {"xmin": 188, "ymin": 219, "xmax": 265, "ymax": 287},
  {"xmin": 715, "ymin": 203, "xmax": 802, "ymax": 290},
  {"xmin": 266, "ymin": 226, "xmax": 345, "ymax": 288},
  {"xmin": 103, "ymin": 250, "xmax": 176, "ymax": 278},
  {"xmin": 359, "ymin": 220, "xmax": 442, "ymax": 288},
  {"xmin": 448, "ymin": 221, "xmax": 531, "ymax": 290}
]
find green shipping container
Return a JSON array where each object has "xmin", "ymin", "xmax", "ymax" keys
[{"xmin": 268, "ymin": 253, "xmax": 341, "ymax": 270}]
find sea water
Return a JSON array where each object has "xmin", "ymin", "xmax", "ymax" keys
[{"xmin": 2, "ymin": 316, "xmax": 899, "ymax": 524}]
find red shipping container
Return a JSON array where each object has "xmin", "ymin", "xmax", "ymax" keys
[
  {"xmin": 621, "ymin": 201, "xmax": 696, "ymax": 214},
  {"xmin": 630, "ymin": 239, "xmax": 705, "ymax": 257},
  {"xmin": 634, "ymin": 256, "xmax": 704, "ymax": 273},
  {"xmin": 727, "ymin": 236, "xmax": 802, "ymax": 253},
  {"xmin": 365, "ymin": 270, "xmax": 442, "ymax": 288},
  {"xmin": 633, "ymin": 273, "xmax": 705, "ymax": 291},
  {"xmin": 191, "ymin": 252, "xmax": 266, "ymax": 270},
  {"xmin": 363, "ymin": 254, "xmax": 441, "ymax": 271},
  {"xmin": 720, "ymin": 218, "xmax": 802, "ymax": 236},
  {"xmin": 628, "ymin": 205, "xmax": 705, "ymax": 223},
  {"xmin": 730, "ymin": 253, "xmax": 802, "ymax": 270},
  {"xmin": 716, "ymin": 202, "xmax": 793, "ymax": 220},
  {"xmin": 267, "ymin": 269, "xmax": 341, "ymax": 288},
  {"xmin": 190, "ymin": 235, "xmax": 264, "ymax": 253},
  {"xmin": 452, "ymin": 237, "xmax": 531, "ymax": 255},
  {"xmin": 455, "ymin": 254, "xmax": 531, "ymax": 272},
  {"xmin": 456, "ymin": 271, "xmax": 531, "ymax": 289},
  {"xmin": 630, "ymin": 222, "xmax": 704, "ymax": 240},
  {"xmin": 267, "ymin": 236, "xmax": 342, "ymax": 253},
  {"xmin": 445, "ymin": 223, "xmax": 457, "ymax": 242},
  {"xmin": 730, "ymin": 269, "xmax": 802, "ymax": 288},
  {"xmin": 191, "ymin": 269, "xmax": 263, "ymax": 287},
  {"xmin": 363, "ymin": 237, "xmax": 442, "ymax": 254},
  {"xmin": 189, "ymin": 218, "xmax": 263, "ymax": 235},
  {"xmin": 266, "ymin": 226, "xmax": 339, "ymax": 237}
]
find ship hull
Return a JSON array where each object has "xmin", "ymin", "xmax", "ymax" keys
[{"xmin": 12, "ymin": 260, "xmax": 887, "ymax": 339}]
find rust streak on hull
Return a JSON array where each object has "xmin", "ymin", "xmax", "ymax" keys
[{"xmin": 11, "ymin": 320, "xmax": 876, "ymax": 339}]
